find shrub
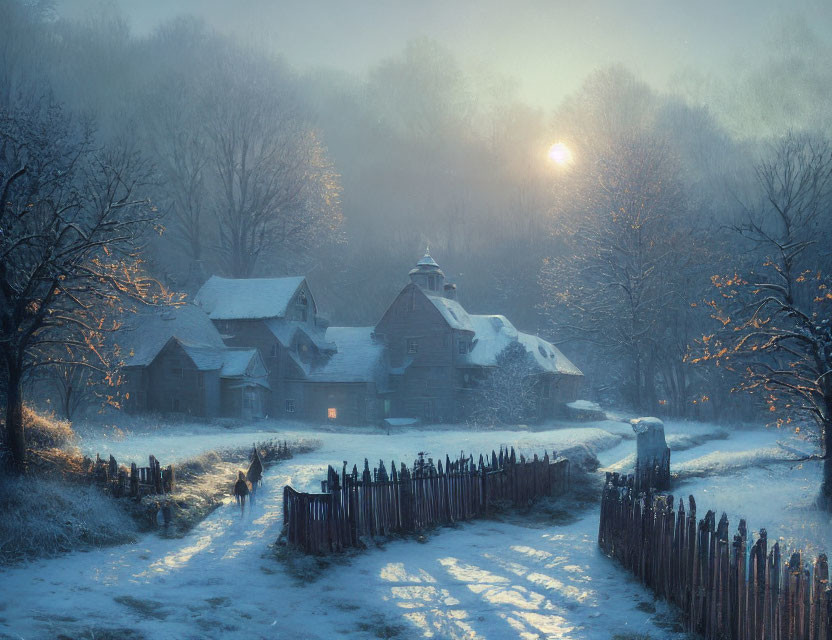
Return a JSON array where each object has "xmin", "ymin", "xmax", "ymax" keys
[
  {"xmin": 21, "ymin": 406, "xmax": 75, "ymax": 449},
  {"xmin": 0, "ymin": 473, "xmax": 137, "ymax": 564}
]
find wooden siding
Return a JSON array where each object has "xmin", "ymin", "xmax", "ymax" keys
[{"xmin": 131, "ymin": 340, "xmax": 220, "ymax": 417}]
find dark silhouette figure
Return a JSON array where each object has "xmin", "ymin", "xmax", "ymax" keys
[{"xmin": 233, "ymin": 471, "xmax": 250, "ymax": 516}]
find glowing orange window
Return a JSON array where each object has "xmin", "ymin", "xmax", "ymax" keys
[{"xmin": 327, "ymin": 408, "xmax": 337, "ymax": 420}]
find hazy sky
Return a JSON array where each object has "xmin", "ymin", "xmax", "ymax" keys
[{"xmin": 56, "ymin": 0, "xmax": 832, "ymax": 109}]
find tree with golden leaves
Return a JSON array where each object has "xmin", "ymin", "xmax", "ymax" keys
[
  {"xmin": 0, "ymin": 100, "xmax": 171, "ymax": 470},
  {"xmin": 691, "ymin": 133, "xmax": 832, "ymax": 506}
]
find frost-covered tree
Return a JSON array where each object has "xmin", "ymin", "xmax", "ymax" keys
[
  {"xmin": 692, "ymin": 133, "xmax": 832, "ymax": 505},
  {"xmin": 0, "ymin": 100, "xmax": 167, "ymax": 469},
  {"xmin": 473, "ymin": 342, "xmax": 539, "ymax": 425},
  {"xmin": 540, "ymin": 130, "xmax": 685, "ymax": 411}
]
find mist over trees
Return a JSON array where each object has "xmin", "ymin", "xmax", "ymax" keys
[{"xmin": 1, "ymin": 0, "xmax": 831, "ymax": 442}]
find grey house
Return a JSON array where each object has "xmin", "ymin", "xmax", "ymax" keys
[
  {"xmin": 119, "ymin": 304, "xmax": 269, "ymax": 418},
  {"xmin": 121, "ymin": 251, "xmax": 583, "ymax": 424},
  {"xmin": 373, "ymin": 251, "xmax": 583, "ymax": 422}
]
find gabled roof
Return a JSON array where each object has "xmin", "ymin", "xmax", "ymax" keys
[
  {"xmin": 118, "ymin": 304, "xmax": 226, "ymax": 368},
  {"xmin": 194, "ymin": 275, "xmax": 306, "ymax": 320},
  {"xmin": 466, "ymin": 314, "xmax": 583, "ymax": 376},
  {"xmin": 264, "ymin": 318, "xmax": 335, "ymax": 352},
  {"xmin": 306, "ymin": 326, "xmax": 385, "ymax": 384},
  {"xmin": 178, "ymin": 341, "xmax": 225, "ymax": 371},
  {"xmin": 425, "ymin": 294, "xmax": 474, "ymax": 332},
  {"xmin": 221, "ymin": 348, "xmax": 270, "ymax": 388},
  {"xmin": 221, "ymin": 348, "xmax": 259, "ymax": 377}
]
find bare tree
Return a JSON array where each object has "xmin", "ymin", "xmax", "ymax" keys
[
  {"xmin": 540, "ymin": 132, "xmax": 685, "ymax": 411},
  {"xmin": 0, "ymin": 100, "xmax": 166, "ymax": 469},
  {"xmin": 144, "ymin": 75, "xmax": 210, "ymax": 274},
  {"xmin": 692, "ymin": 133, "xmax": 832, "ymax": 505},
  {"xmin": 202, "ymin": 57, "xmax": 342, "ymax": 278}
]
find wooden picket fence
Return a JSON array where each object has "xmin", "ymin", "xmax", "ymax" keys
[
  {"xmin": 283, "ymin": 447, "xmax": 570, "ymax": 554},
  {"xmin": 83, "ymin": 453, "xmax": 174, "ymax": 498},
  {"xmin": 599, "ymin": 472, "xmax": 832, "ymax": 640}
]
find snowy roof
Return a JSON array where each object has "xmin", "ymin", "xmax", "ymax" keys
[
  {"xmin": 178, "ymin": 341, "xmax": 225, "ymax": 371},
  {"xmin": 221, "ymin": 349, "xmax": 258, "ymax": 377},
  {"xmin": 465, "ymin": 315, "xmax": 516, "ymax": 366},
  {"xmin": 464, "ymin": 314, "xmax": 583, "ymax": 376},
  {"xmin": 517, "ymin": 332, "xmax": 583, "ymax": 376},
  {"xmin": 417, "ymin": 250, "xmax": 439, "ymax": 268},
  {"xmin": 194, "ymin": 275, "xmax": 305, "ymax": 320},
  {"xmin": 118, "ymin": 304, "xmax": 226, "ymax": 368},
  {"xmin": 265, "ymin": 319, "xmax": 335, "ymax": 352},
  {"xmin": 426, "ymin": 295, "xmax": 474, "ymax": 332},
  {"xmin": 264, "ymin": 319, "xmax": 298, "ymax": 347},
  {"xmin": 306, "ymin": 326, "xmax": 386, "ymax": 384}
]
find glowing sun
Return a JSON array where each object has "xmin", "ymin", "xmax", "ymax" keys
[{"xmin": 547, "ymin": 142, "xmax": 573, "ymax": 166}]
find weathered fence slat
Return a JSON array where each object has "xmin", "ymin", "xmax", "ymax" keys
[
  {"xmin": 283, "ymin": 448, "xmax": 570, "ymax": 554},
  {"xmin": 599, "ymin": 473, "xmax": 832, "ymax": 640}
]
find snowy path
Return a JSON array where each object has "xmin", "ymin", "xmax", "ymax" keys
[{"xmin": 0, "ymin": 421, "xmax": 818, "ymax": 639}]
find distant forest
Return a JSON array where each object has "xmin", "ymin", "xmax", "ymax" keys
[{"xmin": 2, "ymin": 1, "xmax": 831, "ymax": 427}]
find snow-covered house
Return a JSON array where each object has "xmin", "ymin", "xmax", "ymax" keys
[
  {"xmin": 118, "ymin": 304, "xmax": 270, "ymax": 418},
  {"xmin": 123, "ymin": 252, "xmax": 581, "ymax": 424},
  {"xmin": 194, "ymin": 275, "xmax": 335, "ymax": 416},
  {"xmin": 373, "ymin": 250, "xmax": 583, "ymax": 422}
]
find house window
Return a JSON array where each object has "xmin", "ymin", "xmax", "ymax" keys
[
  {"xmin": 296, "ymin": 291, "xmax": 309, "ymax": 321},
  {"xmin": 285, "ymin": 399, "xmax": 296, "ymax": 413},
  {"xmin": 217, "ymin": 320, "xmax": 231, "ymax": 334},
  {"xmin": 458, "ymin": 340, "xmax": 468, "ymax": 354},
  {"xmin": 327, "ymin": 407, "xmax": 337, "ymax": 420},
  {"xmin": 428, "ymin": 275, "xmax": 436, "ymax": 290},
  {"xmin": 170, "ymin": 396, "xmax": 180, "ymax": 412},
  {"xmin": 407, "ymin": 339, "xmax": 418, "ymax": 354},
  {"xmin": 171, "ymin": 367, "xmax": 184, "ymax": 378},
  {"xmin": 270, "ymin": 343, "xmax": 279, "ymax": 358},
  {"xmin": 197, "ymin": 373, "xmax": 204, "ymax": 389},
  {"xmin": 542, "ymin": 381, "xmax": 551, "ymax": 398}
]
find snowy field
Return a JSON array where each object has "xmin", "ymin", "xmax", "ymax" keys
[{"xmin": 1, "ymin": 418, "xmax": 828, "ymax": 639}]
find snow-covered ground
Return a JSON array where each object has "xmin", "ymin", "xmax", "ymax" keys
[{"xmin": 1, "ymin": 418, "xmax": 828, "ymax": 639}]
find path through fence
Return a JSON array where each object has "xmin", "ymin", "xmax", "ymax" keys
[
  {"xmin": 284, "ymin": 447, "xmax": 570, "ymax": 554},
  {"xmin": 599, "ymin": 472, "xmax": 832, "ymax": 640}
]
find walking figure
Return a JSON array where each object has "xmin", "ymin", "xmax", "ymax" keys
[
  {"xmin": 247, "ymin": 446, "xmax": 264, "ymax": 510},
  {"xmin": 233, "ymin": 471, "xmax": 250, "ymax": 516}
]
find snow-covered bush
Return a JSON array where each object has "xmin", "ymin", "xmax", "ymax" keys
[
  {"xmin": 472, "ymin": 342, "xmax": 539, "ymax": 425},
  {"xmin": 0, "ymin": 473, "xmax": 137, "ymax": 564}
]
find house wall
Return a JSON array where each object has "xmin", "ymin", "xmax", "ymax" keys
[
  {"xmin": 203, "ymin": 371, "xmax": 221, "ymax": 417},
  {"xmin": 121, "ymin": 367, "xmax": 147, "ymax": 413},
  {"xmin": 375, "ymin": 284, "xmax": 467, "ymax": 421},
  {"xmin": 214, "ymin": 320, "xmax": 282, "ymax": 414},
  {"xmin": 300, "ymin": 382, "xmax": 380, "ymax": 424},
  {"xmin": 144, "ymin": 341, "xmax": 215, "ymax": 417}
]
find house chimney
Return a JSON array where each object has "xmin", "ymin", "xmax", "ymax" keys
[{"xmin": 443, "ymin": 282, "xmax": 457, "ymax": 300}]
